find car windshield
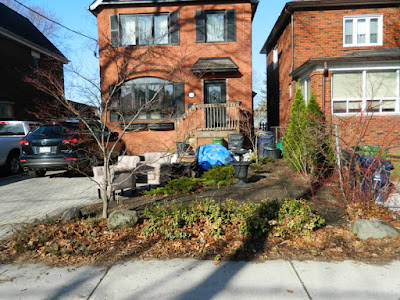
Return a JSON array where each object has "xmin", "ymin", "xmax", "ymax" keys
[
  {"xmin": 88, "ymin": 122, "xmax": 110, "ymax": 137},
  {"xmin": 0, "ymin": 123, "xmax": 25, "ymax": 135},
  {"xmin": 30, "ymin": 124, "xmax": 78, "ymax": 138}
]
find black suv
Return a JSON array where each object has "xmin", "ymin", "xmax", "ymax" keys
[{"xmin": 20, "ymin": 121, "xmax": 125, "ymax": 177}]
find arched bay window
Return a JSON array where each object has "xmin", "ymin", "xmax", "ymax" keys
[{"xmin": 116, "ymin": 77, "xmax": 184, "ymax": 121}]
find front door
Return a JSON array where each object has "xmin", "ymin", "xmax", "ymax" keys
[{"xmin": 204, "ymin": 80, "xmax": 226, "ymax": 128}]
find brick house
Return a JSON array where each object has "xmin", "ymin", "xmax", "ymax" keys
[
  {"xmin": 261, "ymin": 0, "xmax": 400, "ymax": 153},
  {"xmin": 89, "ymin": 0, "xmax": 257, "ymax": 155},
  {"xmin": 0, "ymin": 3, "xmax": 67, "ymax": 121}
]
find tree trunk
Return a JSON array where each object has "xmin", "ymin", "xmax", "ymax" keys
[{"xmin": 102, "ymin": 188, "xmax": 108, "ymax": 218}]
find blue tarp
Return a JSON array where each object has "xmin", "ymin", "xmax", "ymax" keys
[{"xmin": 197, "ymin": 144, "xmax": 233, "ymax": 171}]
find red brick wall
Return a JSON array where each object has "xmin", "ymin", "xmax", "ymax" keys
[
  {"xmin": 293, "ymin": 7, "xmax": 400, "ymax": 69},
  {"xmin": 333, "ymin": 114, "xmax": 400, "ymax": 152},
  {"xmin": 267, "ymin": 20, "xmax": 293, "ymax": 127},
  {"xmin": 96, "ymin": 2, "xmax": 253, "ymax": 154},
  {"xmin": 267, "ymin": 6, "xmax": 400, "ymax": 153}
]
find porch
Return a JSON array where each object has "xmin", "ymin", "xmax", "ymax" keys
[{"xmin": 175, "ymin": 102, "xmax": 247, "ymax": 152}]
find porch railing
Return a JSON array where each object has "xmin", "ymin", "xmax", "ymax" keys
[{"xmin": 175, "ymin": 102, "xmax": 241, "ymax": 141}]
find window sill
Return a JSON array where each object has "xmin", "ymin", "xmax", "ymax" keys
[
  {"xmin": 332, "ymin": 112, "xmax": 400, "ymax": 117},
  {"xmin": 196, "ymin": 41, "xmax": 234, "ymax": 44},
  {"xmin": 343, "ymin": 43, "xmax": 383, "ymax": 47},
  {"xmin": 120, "ymin": 122, "xmax": 175, "ymax": 131},
  {"xmin": 112, "ymin": 43, "xmax": 179, "ymax": 48}
]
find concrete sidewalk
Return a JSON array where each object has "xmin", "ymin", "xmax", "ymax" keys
[{"xmin": 0, "ymin": 259, "xmax": 399, "ymax": 300}]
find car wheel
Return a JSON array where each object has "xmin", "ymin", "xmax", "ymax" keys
[
  {"xmin": 7, "ymin": 152, "xmax": 21, "ymax": 175},
  {"xmin": 28, "ymin": 170, "xmax": 46, "ymax": 178}
]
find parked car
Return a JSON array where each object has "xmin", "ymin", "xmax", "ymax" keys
[
  {"xmin": 20, "ymin": 121, "xmax": 126, "ymax": 177},
  {"xmin": 0, "ymin": 121, "xmax": 40, "ymax": 174}
]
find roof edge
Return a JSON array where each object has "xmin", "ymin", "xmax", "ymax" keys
[
  {"xmin": 89, "ymin": 0, "xmax": 259, "ymax": 16},
  {"xmin": 0, "ymin": 27, "xmax": 68, "ymax": 63}
]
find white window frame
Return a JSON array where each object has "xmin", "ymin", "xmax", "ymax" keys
[
  {"xmin": 331, "ymin": 69, "xmax": 399, "ymax": 115},
  {"xmin": 273, "ymin": 45, "xmax": 278, "ymax": 69},
  {"xmin": 301, "ymin": 78, "xmax": 311, "ymax": 105},
  {"xmin": 343, "ymin": 15, "xmax": 383, "ymax": 47},
  {"xmin": 120, "ymin": 13, "xmax": 169, "ymax": 46}
]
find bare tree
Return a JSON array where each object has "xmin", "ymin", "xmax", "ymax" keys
[
  {"xmin": 0, "ymin": 0, "xmax": 61, "ymax": 41},
  {"xmin": 26, "ymin": 31, "xmax": 197, "ymax": 218}
]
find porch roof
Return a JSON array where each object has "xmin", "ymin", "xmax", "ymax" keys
[
  {"xmin": 191, "ymin": 57, "xmax": 239, "ymax": 74},
  {"xmin": 292, "ymin": 48, "xmax": 400, "ymax": 79}
]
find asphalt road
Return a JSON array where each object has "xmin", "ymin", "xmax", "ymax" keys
[{"xmin": 0, "ymin": 171, "xmax": 100, "ymax": 240}]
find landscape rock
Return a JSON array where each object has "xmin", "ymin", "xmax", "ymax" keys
[
  {"xmin": 108, "ymin": 210, "xmax": 138, "ymax": 230},
  {"xmin": 61, "ymin": 208, "xmax": 83, "ymax": 221},
  {"xmin": 350, "ymin": 219, "xmax": 399, "ymax": 240}
]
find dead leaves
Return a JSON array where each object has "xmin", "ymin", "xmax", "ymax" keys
[{"xmin": 1, "ymin": 214, "xmax": 400, "ymax": 266}]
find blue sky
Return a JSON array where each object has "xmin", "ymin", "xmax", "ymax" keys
[{"xmin": 25, "ymin": 0, "xmax": 288, "ymax": 105}]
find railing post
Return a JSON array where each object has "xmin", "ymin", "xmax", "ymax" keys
[{"xmin": 236, "ymin": 102, "xmax": 240, "ymax": 131}]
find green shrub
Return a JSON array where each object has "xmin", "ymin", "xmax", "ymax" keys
[
  {"xmin": 143, "ymin": 164, "xmax": 236, "ymax": 196},
  {"xmin": 271, "ymin": 198, "xmax": 325, "ymax": 238},
  {"xmin": 143, "ymin": 198, "xmax": 324, "ymax": 240},
  {"xmin": 258, "ymin": 157, "xmax": 275, "ymax": 164},
  {"xmin": 282, "ymin": 84, "xmax": 307, "ymax": 172},
  {"xmin": 142, "ymin": 199, "xmax": 279, "ymax": 240},
  {"xmin": 236, "ymin": 200, "xmax": 280, "ymax": 236},
  {"xmin": 142, "ymin": 177, "xmax": 202, "ymax": 195},
  {"xmin": 200, "ymin": 164, "xmax": 235, "ymax": 186}
]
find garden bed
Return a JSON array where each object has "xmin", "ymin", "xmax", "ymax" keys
[{"xmin": 0, "ymin": 160, "xmax": 399, "ymax": 266}]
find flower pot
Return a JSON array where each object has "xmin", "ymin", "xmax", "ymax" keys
[{"xmin": 232, "ymin": 161, "xmax": 250, "ymax": 186}]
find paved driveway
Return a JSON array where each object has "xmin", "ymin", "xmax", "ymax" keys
[{"xmin": 0, "ymin": 172, "xmax": 100, "ymax": 239}]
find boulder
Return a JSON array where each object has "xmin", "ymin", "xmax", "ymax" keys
[
  {"xmin": 61, "ymin": 208, "xmax": 83, "ymax": 221},
  {"xmin": 350, "ymin": 219, "xmax": 399, "ymax": 240},
  {"xmin": 108, "ymin": 210, "xmax": 138, "ymax": 230}
]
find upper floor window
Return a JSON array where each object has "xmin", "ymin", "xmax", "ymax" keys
[
  {"xmin": 195, "ymin": 10, "xmax": 236, "ymax": 43},
  {"xmin": 343, "ymin": 15, "xmax": 383, "ymax": 47},
  {"xmin": 110, "ymin": 12, "xmax": 179, "ymax": 47}
]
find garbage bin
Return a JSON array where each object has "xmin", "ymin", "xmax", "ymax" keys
[
  {"xmin": 258, "ymin": 131, "xmax": 275, "ymax": 157},
  {"xmin": 228, "ymin": 134, "xmax": 244, "ymax": 151},
  {"xmin": 276, "ymin": 142, "xmax": 283, "ymax": 156},
  {"xmin": 355, "ymin": 154, "xmax": 394, "ymax": 202},
  {"xmin": 212, "ymin": 137, "xmax": 224, "ymax": 145},
  {"xmin": 266, "ymin": 148, "xmax": 281, "ymax": 159}
]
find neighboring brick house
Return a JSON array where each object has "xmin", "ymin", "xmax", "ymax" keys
[
  {"xmin": 0, "ymin": 3, "xmax": 67, "ymax": 121},
  {"xmin": 261, "ymin": 0, "xmax": 400, "ymax": 152},
  {"xmin": 89, "ymin": 0, "xmax": 257, "ymax": 155}
]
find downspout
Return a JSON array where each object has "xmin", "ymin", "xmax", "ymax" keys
[
  {"xmin": 322, "ymin": 62, "xmax": 328, "ymax": 113},
  {"xmin": 290, "ymin": 11, "xmax": 294, "ymax": 74}
]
